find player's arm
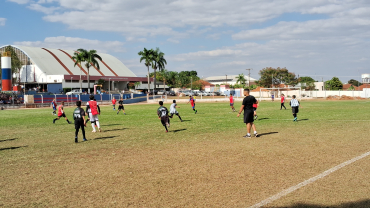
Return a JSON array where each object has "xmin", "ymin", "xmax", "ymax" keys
[
  {"xmin": 157, "ymin": 110, "xmax": 161, "ymax": 119},
  {"xmin": 61, "ymin": 106, "xmax": 64, "ymax": 114},
  {"xmin": 237, "ymin": 105, "xmax": 244, "ymax": 117},
  {"xmin": 86, "ymin": 104, "xmax": 90, "ymax": 113},
  {"xmin": 97, "ymin": 105, "xmax": 101, "ymax": 114}
]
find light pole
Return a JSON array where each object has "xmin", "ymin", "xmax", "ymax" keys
[
  {"xmin": 79, "ymin": 70, "xmax": 82, "ymax": 93},
  {"xmin": 71, "ymin": 77, "xmax": 73, "ymax": 93},
  {"xmin": 109, "ymin": 78, "xmax": 111, "ymax": 95}
]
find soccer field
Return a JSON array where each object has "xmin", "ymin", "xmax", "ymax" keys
[{"xmin": 1, "ymin": 100, "xmax": 370, "ymax": 207}]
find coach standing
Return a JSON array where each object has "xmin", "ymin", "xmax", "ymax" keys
[{"xmin": 237, "ymin": 89, "xmax": 259, "ymax": 138}]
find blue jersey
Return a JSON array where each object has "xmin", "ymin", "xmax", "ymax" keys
[{"xmin": 51, "ymin": 101, "xmax": 56, "ymax": 109}]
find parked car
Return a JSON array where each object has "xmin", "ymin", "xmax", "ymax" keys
[
  {"xmin": 148, "ymin": 90, "xmax": 158, "ymax": 95},
  {"xmin": 167, "ymin": 91, "xmax": 176, "ymax": 96},
  {"xmin": 157, "ymin": 90, "xmax": 166, "ymax": 95},
  {"xmin": 198, "ymin": 90, "xmax": 208, "ymax": 96},
  {"xmin": 66, "ymin": 89, "xmax": 83, "ymax": 95}
]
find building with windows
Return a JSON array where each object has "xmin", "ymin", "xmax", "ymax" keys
[
  {"xmin": 0, "ymin": 45, "xmax": 150, "ymax": 94},
  {"xmin": 203, "ymin": 75, "xmax": 256, "ymax": 86}
]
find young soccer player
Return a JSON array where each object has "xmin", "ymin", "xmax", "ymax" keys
[
  {"xmin": 169, "ymin": 100, "xmax": 183, "ymax": 122},
  {"xmin": 73, "ymin": 100, "xmax": 87, "ymax": 143},
  {"xmin": 112, "ymin": 97, "xmax": 116, "ymax": 110},
  {"xmin": 237, "ymin": 89, "xmax": 259, "ymax": 138},
  {"xmin": 253, "ymin": 102, "xmax": 259, "ymax": 120},
  {"xmin": 53, "ymin": 101, "xmax": 72, "ymax": 124},
  {"xmin": 289, "ymin": 95, "xmax": 301, "ymax": 122},
  {"xmin": 157, "ymin": 101, "xmax": 170, "ymax": 132},
  {"xmin": 117, "ymin": 98, "xmax": 126, "ymax": 115},
  {"xmin": 280, "ymin": 94, "xmax": 286, "ymax": 110},
  {"xmin": 51, "ymin": 98, "xmax": 57, "ymax": 115},
  {"xmin": 187, "ymin": 95, "xmax": 197, "ymax": 114},
  {"xmin": 230, "ymin": 94, "xmax": 236, "ymax": 112},
  {"xmin": 86, "ymin": 95, "xmax": 101, "ymax": 132},
  {"xmin": 271, "ymin": 93, "xmax": 274, "ymax": 101}
]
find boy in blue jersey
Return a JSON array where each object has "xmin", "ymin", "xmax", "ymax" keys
[{"xmin": 51, "ymin": 98, "xmax": 57, "ymax": 115}]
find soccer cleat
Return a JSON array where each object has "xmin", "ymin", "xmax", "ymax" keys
[
  {"xmin": 255, "ymin": 133, "xmax": 259, "ymax": 137},
  {"xmin": 243, "ymin": 134, "xmax": 251, "ymax": 138},
  {"xmin": 92, "ymin": 130, "xmax": 96, "ymax": 133},
  {"xmin": 83, "ymin": 138, "xmax": 87, "ymax": 141},
  {"xmin": 124, "ymin": 113, "xmax": 126, "ymax": 115},
  {"xmin": 75, "ymin": 138, "xmax": 78, "ymax": 143},
  {"xmin": 98, "ymin": 128, "xmax": 101, "ymax": 132},
  {"xmin": 166, "ymin": 130, "xmax": 168, "ymax": 133},
  {"xmin": 181, "ymin": 120, "xmax": 183, "ymax": 122},
  {"xmin": 195, "ymin": 110, "xmax": 197, "ymax": 114},
  {"xmin": 293, "ymin": 117, "xmax": 297, "ymax": 121},
  {"xmin": 254, "ymin": 115, "xmax": 258, "ymax": 120}
]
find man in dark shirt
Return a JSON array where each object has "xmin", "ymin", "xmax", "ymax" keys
[
  {"xmin": 237, "ymin": 89, "xmax": 259, "ymax": 138},
  {"xmin": 73, "ymin": 100, "xmax": 87, "ymax": 143},
  {"xmin": 117, "ymin": 98, "xmax": 126, "ymax": 115}
]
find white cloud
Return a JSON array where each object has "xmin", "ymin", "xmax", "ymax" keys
[
  {"xmin": 0, "ymin": 18, "xmax": 6, "ymax": 26},
  {"xmin": 7, "ymin": 0, "xmax": 30, "ymax": 4},
  {"xmin": 28, "ymin": 3, "xmax": 59, "ymax": 14},
  {"xmin": 14, "ymin": 36, "xmax": 125, "ymax": 53}
]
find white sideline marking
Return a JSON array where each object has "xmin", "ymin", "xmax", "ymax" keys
[{"xmin": 249, "ymin": 150, "xmax": 370, "ymax": 208}]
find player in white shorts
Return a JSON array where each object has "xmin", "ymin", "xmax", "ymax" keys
[
  {"xmin": 86, "ymin": 95, "xmax": 101, "ymax": 132},
  {"xmin": 169, "ymin": 100, "xmax": 183, "ymax": 122}
]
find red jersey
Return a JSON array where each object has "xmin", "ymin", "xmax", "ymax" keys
[
  {"xmin": 58, "ymin": 105, "xmax": 64, "ymax": 116},
  {"xmin": 88, "ymin": 100, "xmax": 99, "ymax": 115},
  {"xmin": 253, "ymin": 103, "xmax": 257, "ymax": 108},
  {"xmin": 281, "ymin": 96, "xmax": 285, "ymax": 103},
  {"xmin": 229, "ymin": 96, "xmax": 234, "ymax": 104},
  {"xmin": 190, "ymin": 98, "xmax": 195, "ymax": 106},
  {"xmin": 112, "ymin": 99, "xmax": 116, "ymax": 104}
]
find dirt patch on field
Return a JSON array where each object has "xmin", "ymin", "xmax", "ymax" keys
[{"xmin": 326, "ymin": 95, "xmax": 366, "ymax": 100}]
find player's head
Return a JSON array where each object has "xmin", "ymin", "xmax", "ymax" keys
[
  {"xmin": 244, "ymin": 88, "xmax": 250, "ymax": 95},
  {"xmin": 61, "ymin": 101, "xmax": 64, "ymax": 105},
  {"xmin": 159, "ymin": 101, "xmax": 163, "ymax": 106},
  {"xmin": 173, "ymin": 100, "xmax": 176, "ymax": 103},
  {"xmin": 292, "ymin": 95, "xmax": 296, "ymax": 98},
  {"xmin": 120, "ymin": 97, "xmax": 123, "ymax": 100},
  {"xmin": 76, "ymin": 100, "xmax": 81, "ymax": 107},
  {"xmin": 89, "ymin": 95, "xmax": 94, "ymax": 100},
  {"xmin": 189, "ymin": 95, "xmax": 192, "ymax": 98}
]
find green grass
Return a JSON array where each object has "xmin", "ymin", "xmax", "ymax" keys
[{"xmin": 1, "ymin": 100, "xmax": 370, "ymax": 207}]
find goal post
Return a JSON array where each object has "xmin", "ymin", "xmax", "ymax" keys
[{"xmin": 258, "ymin": 87, "xmax": 302, "ymax": 101}]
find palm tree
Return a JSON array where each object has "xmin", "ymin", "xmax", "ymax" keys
[
  {"xmin": 71, "ymin": 51, "xmax": 85, "ymax": 92},
  {"xmin": 152, "ymin": 48, "xmax": 167, "ymax": 91},
  {"xmin": 138, "ymin": 48, "xmax": 154, "ymax": 95},
  {"xmin": 236, "ymin": 74, "xmax": 246, "ymax": 86},
  {"xmin": 74, "ymin": 49, "xmax": 102, "ymax": 94}
]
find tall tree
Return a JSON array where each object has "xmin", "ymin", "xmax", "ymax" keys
[
  {"xmin": 348, "ymin": 79, "xmax": 361, "ymax": 87},
  {"xmin": 256, "ymin": 67, "xmax": 297, "ymax": 88},
  {"xmin": 71, "ymin": 51, "xmax": 85, "ymax": 92},
  {"xmin": 325, "ymin": 77, "xmax": 343, "ymax": 90},
  {"xmin": 298, "ymin": 76, "xmax": 316, "ymax": 90},
  {"xmin": 138, "ymin": 48, "xmax": 154, "ymax": 93},
  {"xmin": 235, "ymin": 74, "xmax": 246, "ymax": 86},
  {"xmin": 152, "ymin": 48, "xmax": 167, "ymax": 90},
  {"xmin": 75, "ymin": 49, "xmax": 102, "ymax": 94}
]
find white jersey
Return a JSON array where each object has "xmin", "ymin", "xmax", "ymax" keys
[
  {"xmin": 170, "ymin": 103, "xmax": 178, "ymax": 114},
  {"xmin": 290, "ymin": 99, "xmax": 300, "ymax": 107}
]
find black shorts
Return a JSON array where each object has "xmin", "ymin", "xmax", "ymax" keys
[
  {"xmin": 244, "ymin": 110, "xmax": 254, "ymax": 123},
  {"xmin": 118, "ymin": 105, "xmax": 124, "ymax": 110},
  {"xmin": 58, "ymin": 113, "xmax": 66, "ymax": 118},
  {"xmin": 74, "ymin": 119, "xmax": 84, "ymax": 129},
  {"xmin": 292, "ymin": 106, "xmax": 299, "ymax": 114},
  {"xmin": 160, "ymin": 116, "xmax": 169, "ymax": 126},
  {"xmin": 253, "ymin": 108, "xmax": 257, "ymax": 111}
]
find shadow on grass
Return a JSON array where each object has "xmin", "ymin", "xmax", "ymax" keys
[
  {"xmin": 172, "ymin": 128, "xmax": 187, "ymax": 133},
  {"xmin": 101, "ymin": 124, "xmax": 122, "ymax": 127},
  {"xmin": 0, "ymin": 138, "xmax": 18, "ymax": 142},
  {"xmin": 256, "ymin": 118, "xmax": 269, "ymax": 120},
  {"xmin": 258, "ymin": 132, "xmax": 278, "ymax": 136},
  {"xmin": 298, "ymin": 118, "xmax": 309, "ymax": 121},
  {"xmin": 0, "ymin": 145, "xmax": 28, "ymax": 151},
  {"xmin": 94, "ymin": 136, "xmax": 118, "ymax": 140},
  {"xmin": 103, "ymin": 128, "xmax": 127, "ymax": 132},
  {"xmin": 271, "ymin": 199, "xmax": 370, "ymax": 208},
  {"xmin": 180, "ymin": 120, "xmax": 191, "ymax": 122}
]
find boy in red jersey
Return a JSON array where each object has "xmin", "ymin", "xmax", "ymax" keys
[
  {"xmin": 112, "ymin": 97, "xmax": 116, "ymax": 110},
  {"xmin": 253, "ymin": 102, "xmax": 259, "ymax": 120},
  {"xmin": 51, "ymin": 98, "xmax": 57, "ymax": 115},
  {"xmin": 187, "ymin": 95, "xmax": 197, "ymax": 114},
  {"xmin": 53, "ymin": 101, "xmax": 72, "ymax": 124},
  {"xmin": 86, "ymin": 95, "xmax": 101, "ymax": 132},
  {"xmin": 229, "ymin": 94, "xmax": 236, "ymax": 112},
  {"xmin": 280, "ymin": 93, "xmax": 286, "ymax": 110}
]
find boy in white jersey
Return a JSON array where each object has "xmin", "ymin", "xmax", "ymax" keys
[
  {"xmin": 169, "ymin": 100, "xmax": 183, "ymax": 122},
  {"xmin": 86, "ymin": 95, "xmax": 101, "ymax": 132},
  {"xmin": 289, "ymin": 95, "xmax": 301, "ymax": 122}
]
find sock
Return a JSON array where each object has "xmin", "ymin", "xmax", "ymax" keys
[
  {"xmin": 254, "ymin": 131, "xmax": 257, "ymax": 134},
  {"xmin": 53, "ymin": 118, "xmax": 57, "ymax": 122},
  {"xmin": 165, "ymin": 126, "xmax": 168, "ymax": 131},
  {"xmin": 75, "ymin": 129, "xmax": 78, "ymax": 138},
  {"xmin": 178, "ymin": 115, "xmax": 182, "ymax": 120},
  {"xmin": 91, "ymin": 122, "xmax": 96, "ymax": 131},
  {"xmin": 247, "ymin": 133, "xmax": 251, "ymax": 136},
  {"xmin": 96, "ymin": 120, "xmax": 100, "ymax": 128},
  {"xmin": 66, "ymin": 119, "xmax": 70, "ymax": 123}
]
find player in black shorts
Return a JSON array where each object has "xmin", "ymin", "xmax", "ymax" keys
[
  {"xmin": 117, "ymin": 98, "xmax": 126, "ymax": 115},
  {"xmin": 73, "ymin": 100, "xmax": 87, "ymax": 143},
  {"xmin": 237, "ymin": 89, "xmax": 259, "ymax": 138},
  {"xmin": 157, "ymin": 101, "xmax": 170, "ymax": 132}
]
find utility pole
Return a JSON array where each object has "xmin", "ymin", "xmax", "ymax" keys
[
  {"xmin": 246, "ymin": 68, "xmax": 252, "ymax": 87},
  {"xmin": 226, "ymin": 74, "xmax": 227, "ymax": 85}
]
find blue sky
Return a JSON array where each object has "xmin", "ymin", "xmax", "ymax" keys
[{"xmin": 1, "ymin": 0, "xmax": 370, "ymax": 82}]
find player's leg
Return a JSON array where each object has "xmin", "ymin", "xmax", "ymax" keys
[
  {"xmin": 177, "ymin": 113, "xmax": 182, "ymax": 122},
  {"xmin": 75, "ymin": 126, "xmax": 79, "ymax": 143},
  {"xmin": 81, "ymin": 124, "xmax": 87, "ymax": 141},
  {"xmin": 64, "ymin": 115, "xmax": 71, "ymax": 124},
  {"xmin": 252, "ymin": 123, "xmax": 258, "ymax": 137},
  {"xmin": 123, "ymin": 106, "xmax": 126, "ymax": 115},
  {"xmin": 95, "ymin": 116, "xmax": 101, "ymax": 132},
  {"xmin": 90, "ymin": 113, "xmax": 96, "ymax": 132}
]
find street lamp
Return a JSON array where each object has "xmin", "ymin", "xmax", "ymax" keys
[{"xmin": 109, "ymin": 78, "xmax": 111, "ymax": 95}]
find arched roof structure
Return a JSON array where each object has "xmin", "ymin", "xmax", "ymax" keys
[{"xmin": 0, "ymin": 45, "xmax": 137, "ymax": 77}]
